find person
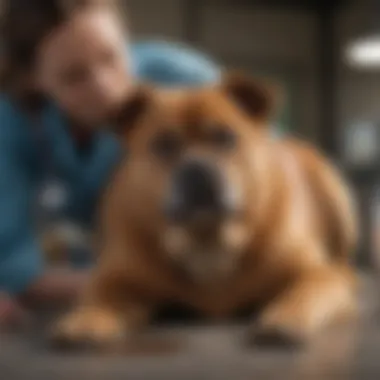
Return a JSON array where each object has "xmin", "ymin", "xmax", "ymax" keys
[{"xmin": 0, "ymin": 0, "xmax": 220, "ymax": 325}]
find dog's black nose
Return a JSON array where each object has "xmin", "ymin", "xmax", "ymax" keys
[
  {"xmin": 166, "ymin": 160, "xmax": 223, "ymax": 221},
  {"xmin": 178, "ymin": 161, "xmax": 219, "ymax": 207}
]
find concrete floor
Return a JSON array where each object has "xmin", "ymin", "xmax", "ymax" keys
[{"xmin": 1, "ymin": 276, "xmax": 379, "ymax": 380}]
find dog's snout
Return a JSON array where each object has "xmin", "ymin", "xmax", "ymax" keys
[
  {"xmin": 166, "ymin": 160, "xmax": 223, "ymax": 221},
  {"xmin": 178, "ymin": 162, "xmax": 219, "ymax": 206}
]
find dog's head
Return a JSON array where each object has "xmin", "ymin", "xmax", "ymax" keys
[{"xmin": 113, "ymin": 73, "xmax": 278, "ymax": 283}]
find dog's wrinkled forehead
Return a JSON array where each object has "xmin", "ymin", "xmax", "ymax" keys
[
  {"xmin": 112, "ymin": 73, "xmax": 276, "ymax": 141},
  {"xmin": 148, "ymin": 89, "xmax": 249, "ymax": 135}
]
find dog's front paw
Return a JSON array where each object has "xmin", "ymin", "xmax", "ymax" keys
[{"xmin": 49, "ymin": 308, "xmax": 128, "ymax": 350}]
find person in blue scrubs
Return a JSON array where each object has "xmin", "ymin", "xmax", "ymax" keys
[{"xmin": 0, "ymin": 0, "xmax": 220, "ymax": 323}]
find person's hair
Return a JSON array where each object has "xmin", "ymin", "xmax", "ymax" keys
[{"xmin": 0, "ymin": 0, "xmax": 121, "ymax": 110}]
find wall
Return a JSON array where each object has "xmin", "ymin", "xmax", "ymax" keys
[
  {"xmin": 122, "ymin": 0, "xmax": 186, "ymax": 40},
  {"xmin": 336, "ymin": 2, "xmax": 380, "ymax": 135},
  {"xmin": 124, "ymin": 0, "xmax": 320, "ymax": 140},
  {"xmin": 335, "ymin": 1, "xmax": 380, "ymax": 267}
]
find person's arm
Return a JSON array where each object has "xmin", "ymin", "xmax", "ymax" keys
[
  {"xmin": 131, "ymin": 40, "xmax": 221, "ymax": 85},
  {"xmin": 0, "ymin": 102, "xmax": 86, "ymax": 304},
  {"xmin": 0, "ymin": 144, "xmax": 87, "ymax": 305},
  {"xmin": 0, "ymin": 107, "xmax": 44, "ymax": 296}
]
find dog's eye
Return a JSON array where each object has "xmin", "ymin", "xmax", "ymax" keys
[
  {"xmin": 151, "ymin": 131, "xmax": 182, "ymax": 159},
  {"xmin": 208, "ymin": 126, "xmax": 237, "ymax": 150}
]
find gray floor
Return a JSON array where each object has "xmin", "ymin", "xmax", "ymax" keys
[{"xmin": 1, "ymin": 276, "xmax": 379, "ymax": 380}]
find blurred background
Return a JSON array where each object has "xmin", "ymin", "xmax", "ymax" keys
[{"xmin": 122, "ymin": 0, "xmax": 380, "ymax": 271}]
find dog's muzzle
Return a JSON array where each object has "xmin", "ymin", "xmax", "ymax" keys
[{"xmin": 165, "ymin": 159, "xmax": 234, "ymax": 224}]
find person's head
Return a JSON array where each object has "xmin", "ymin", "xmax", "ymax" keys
[{"xmin": 2, "ymin": 0, "xmax": 132, "ymax": 125}]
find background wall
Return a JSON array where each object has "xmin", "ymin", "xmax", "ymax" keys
[
  {"xmin": 334, "ymin": 0, "xmax": 380, "ymax": 267},
  {"xmin": 336, "ymin": 2, "xmax": 380, "ymax": 137},
  {"xmin": 123, "ymin": 0, "xmax": 320, "ymax": 141},
  {"xmin": 123, "ymin": 0, "xmax": 380, "ymax": 148}
]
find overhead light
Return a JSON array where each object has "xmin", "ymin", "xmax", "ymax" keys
[
  {"xmin": 346, "ymin": 35, "xmax": 380, "ymax": 69},
  {"xmin": 345, "ymin": 0, "xmax": 380, "ymax": 69}
]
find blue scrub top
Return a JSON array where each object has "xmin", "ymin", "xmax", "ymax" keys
[{"xmin": 0, "ymin": 41, "xmax": 221, "ymax": 294}]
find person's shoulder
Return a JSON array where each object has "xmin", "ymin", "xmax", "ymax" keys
[
  {"xmin": 0, "ymin": 95, "xmax": 42, "ymax": 150},
  {"xmin": 130, "ymin": 40, "xmax": 221, "ymax": 86},
  {"xmin": 0, "ymin": 94, "xmax": 16, "ymax": 116},
  {"xmin": 0, "ymin": 95, "xmax": 23, "ymax": 141}
]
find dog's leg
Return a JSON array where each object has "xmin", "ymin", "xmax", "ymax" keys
[
  {"xmin": 50, "ymin": 263, "xmax": 152, "ymax": 348},
  {"xmin": 249, "ymin": 265, "xmax": 356, "ymax": 348}
]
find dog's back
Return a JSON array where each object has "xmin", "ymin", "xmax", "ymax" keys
[{"xmin": 282, "ymin": 139, "xmax": 357, "ymax": 263}]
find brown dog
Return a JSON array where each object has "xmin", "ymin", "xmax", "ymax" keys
[{"xmin": 52, "ymin": 74, "xmax": 358, "ymax": 348}]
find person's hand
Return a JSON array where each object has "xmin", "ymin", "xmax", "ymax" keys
[{"xmin": 0, "ymin": 292, "xmax": 28, "ymax": 330}]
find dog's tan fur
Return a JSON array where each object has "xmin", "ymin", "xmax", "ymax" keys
[{"xmin": 52, "ymin": 74, "xmax": 358, "ymax": 347}]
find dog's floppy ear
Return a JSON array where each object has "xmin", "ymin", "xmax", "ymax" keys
[
  {"xmin": 111, "ymin": 86, "xmax": 151, "ymax": 137},
  {"xmin": 221, "ymin": 72, "xmax": 278, "ymax": 120}
]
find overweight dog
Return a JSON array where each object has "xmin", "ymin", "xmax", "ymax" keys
[{"xmin": 52, "ymin": 74, "xmax": 358, "ymax": 348}]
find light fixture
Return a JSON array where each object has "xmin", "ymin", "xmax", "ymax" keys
[
  {"xmin": 345, "ymin": 0, "xmax": 380, "ymax": 69},
  {"xmin": 346, "ymin": 35, "xmax": 380, "ymax": 68}
]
